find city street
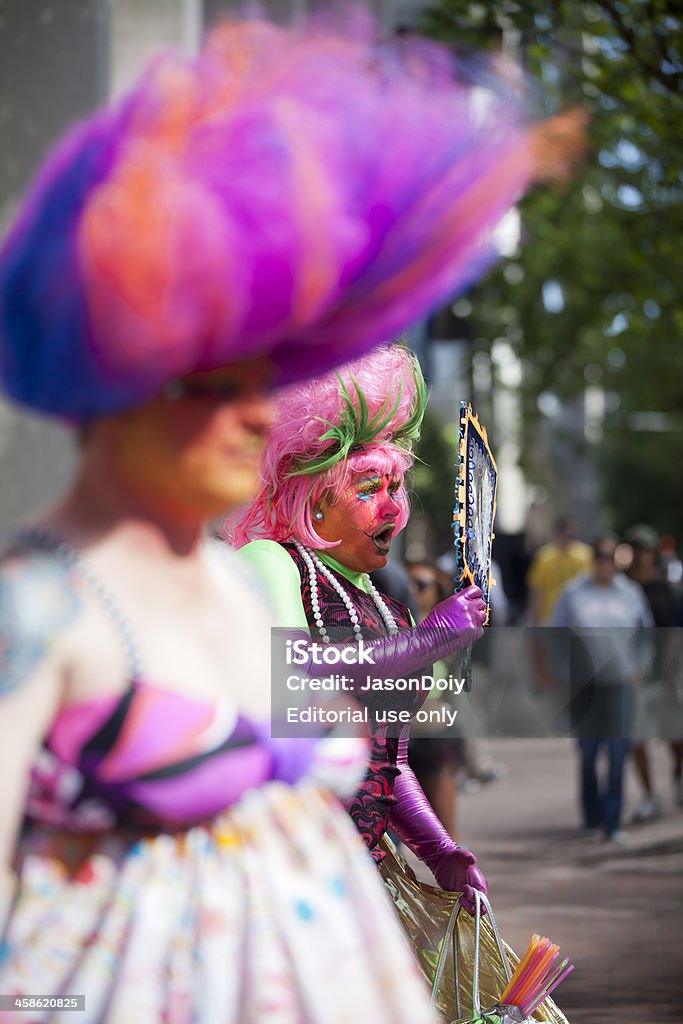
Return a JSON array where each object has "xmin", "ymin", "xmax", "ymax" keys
[{"xmin": 458, "ymin": 739, "xmax": 683, "ymax": 1024}]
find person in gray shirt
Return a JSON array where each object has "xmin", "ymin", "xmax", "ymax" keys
[{"xmin": 552, "ymin": 534, "xmax": 653, "ymax": 841}]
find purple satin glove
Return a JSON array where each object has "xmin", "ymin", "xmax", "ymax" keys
[
  {"xmin": 389, "ymin": 733, "xmax": 488, "ymax": 915},
  {"xmin": 419, "ymin": 585, "xmax": 487, "ymax": 652},
  {"xmin": 287, "ymin": 585, "xmax": 486, "ymax": 703}
]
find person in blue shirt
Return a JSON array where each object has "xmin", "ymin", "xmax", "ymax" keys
[{"xmin": 552, "ymin": 534, "xmax": 653, "ymax": 842}]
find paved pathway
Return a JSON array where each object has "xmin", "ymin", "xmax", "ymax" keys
[{"xmin": 453, "ymin": 738, "xmax": 683, "ymax": 1024}]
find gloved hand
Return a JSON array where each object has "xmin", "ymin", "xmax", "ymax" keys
[
  {"xmin": 389, "ymin": 732, "xmax": 488, "ymax": 915},
  {"xmin": 420, "ymin": 585, "xmax": 487, "ymax": 652},
  {"xmin": 285, "ymin": 585, "xmax": 486, "ymax": 708}
]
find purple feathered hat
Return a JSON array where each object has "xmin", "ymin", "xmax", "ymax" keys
[{"xmin": 0, "ymin": 14, "xmax": 537, "ymax": 422}]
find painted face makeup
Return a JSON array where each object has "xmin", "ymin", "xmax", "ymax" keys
[{"xmin": 315, "ymin": 471, "xmax": 406, "ymax": 573}]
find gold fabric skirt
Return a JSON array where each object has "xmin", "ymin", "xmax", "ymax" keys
[{"xmin": 379, "ymin": 839, "xmax": 569, "ymax": 1024}]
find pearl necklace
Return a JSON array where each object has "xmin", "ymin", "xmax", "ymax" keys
[
  {"xmin": 293, "ymin": 540, "xmax": 399, "ymax": 644},
  {"xmin": 13, "ymin": 526, "xmax": 143, "ymax": 678}
]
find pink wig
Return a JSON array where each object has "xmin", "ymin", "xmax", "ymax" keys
[{"xmin": 230, "ymin": 345, "xmax": 424, "ymax": 549}]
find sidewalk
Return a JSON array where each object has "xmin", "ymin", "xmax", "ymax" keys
[{"xmin": 457, "ymin": 738, "xmax": 683, "ymax": 1024}]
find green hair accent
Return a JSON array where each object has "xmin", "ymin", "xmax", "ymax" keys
[{"xmin": 288, "ymin": 354, "xmax": 427, "ymax": 479}]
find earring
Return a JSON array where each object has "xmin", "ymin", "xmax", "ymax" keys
[{"xmin": 314, "ymin": 510, "xmax": 324, "ymax": 521}]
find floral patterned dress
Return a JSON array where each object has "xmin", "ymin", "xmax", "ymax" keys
[{"xmin": 0, "ymin": 554, "xmax": 437, "ymax": 1024}]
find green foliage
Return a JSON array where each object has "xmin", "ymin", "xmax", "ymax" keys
[
  {"xmin": 600, "ymin": 426, "xmax": 683, "ymax": 536},
  {"xmin": 420, "ymin": 0, "xmax": 683, "ymax": 535}
]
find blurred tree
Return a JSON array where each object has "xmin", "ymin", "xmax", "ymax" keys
[
  {"xmin": 419, "ymin": 0, "xmax": 683, "ymax": 538},
  {"xmin": 412, "ymin": 409, "xmax": 459, "ymax": 556}
]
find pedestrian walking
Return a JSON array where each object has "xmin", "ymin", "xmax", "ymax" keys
[{"xmin": 552, "ymin": 535, "xmax": 653, "ymax": 842}]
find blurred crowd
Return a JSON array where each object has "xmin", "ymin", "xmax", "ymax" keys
[
  {"xmin": 375, "ymin": 515, "xmax": 683, "ymax": 851},
  {"xmin": 526, "ymin": 516, "xmax": 683, "ymax": 842}
]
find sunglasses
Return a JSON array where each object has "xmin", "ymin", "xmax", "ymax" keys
[
  {"xmin": 595, "ymin": 551, "xmax": 616, "ymax": 562},
  {"xmin": 164, "ymin": 379, "xmax": 244, "ymax": 401},
  {"xmin": 412, "ymin": 577, "xmax": 438, "ymax": 592}
]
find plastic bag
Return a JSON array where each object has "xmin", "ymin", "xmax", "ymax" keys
[{"xmin": 379, "ymin": 839, "xmax": 568, "ymax": 1023}]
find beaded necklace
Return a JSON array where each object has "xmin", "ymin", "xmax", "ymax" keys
[
  {"xmin": 292, "ymin": 540, "xmax": 398, "ymax": 644},
  {"xmin": 12, "ymin": 526, "xmax": 142, "ymax": 677}
]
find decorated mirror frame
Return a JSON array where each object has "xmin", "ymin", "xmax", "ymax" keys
[{"xmin": 452, "ymin": 403, "xmax": 498, "ymax": 624}]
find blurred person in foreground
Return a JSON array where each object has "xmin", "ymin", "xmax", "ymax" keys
[
  {"xmin": 624, "ymin": 524, "xmax": 682, "ymax": 819},
  {"xmin": 552, "ymin": 535, "xmax": 653, "ymax": 843},
  {"xmin": 0, "ymin": 12, "xmax": 572, "ymax": 1021}
]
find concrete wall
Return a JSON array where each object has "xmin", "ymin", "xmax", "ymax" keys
[
  {"xmin": 0, "ymin": 0, "xmax": 109, "ymax": 536},
  {"xmin": 0, "ymin": 0, "xmax": 200, "ymax": 537}
]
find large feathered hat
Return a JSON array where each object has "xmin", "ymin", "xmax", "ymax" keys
[{"xmin": 0, "ymin": 15, "xmax": 537, "ymax": 421}]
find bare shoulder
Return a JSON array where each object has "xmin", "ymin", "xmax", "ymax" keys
[{"xmin": 0, "ymin": 542, "xmax": 81, "ymax": 697}]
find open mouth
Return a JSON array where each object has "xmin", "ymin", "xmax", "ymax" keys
[{"xmin": 371, "ymin": 524, "xmax": 395, "ymax": 554}]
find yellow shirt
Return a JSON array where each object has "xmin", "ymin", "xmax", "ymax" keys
[{"xmin": 527, "ymin": 540, "xmax": 592, "ymax": 624}]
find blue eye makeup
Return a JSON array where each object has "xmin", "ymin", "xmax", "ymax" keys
[
  {"xmin": 355, "ymin": 476, "xmax": 383, "ymax": 501},
  {"xmin": 352, "ymin": 475, "xmax": 405, "ymax": 503}
]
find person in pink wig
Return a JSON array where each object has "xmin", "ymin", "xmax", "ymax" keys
[
  {"xmin": 233, "ymin": 345, "xmax": 489, "ymax": 914},
  {"xmin": 0, "ymin": 11, "xmax": 577, "ymax": 1022}
]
